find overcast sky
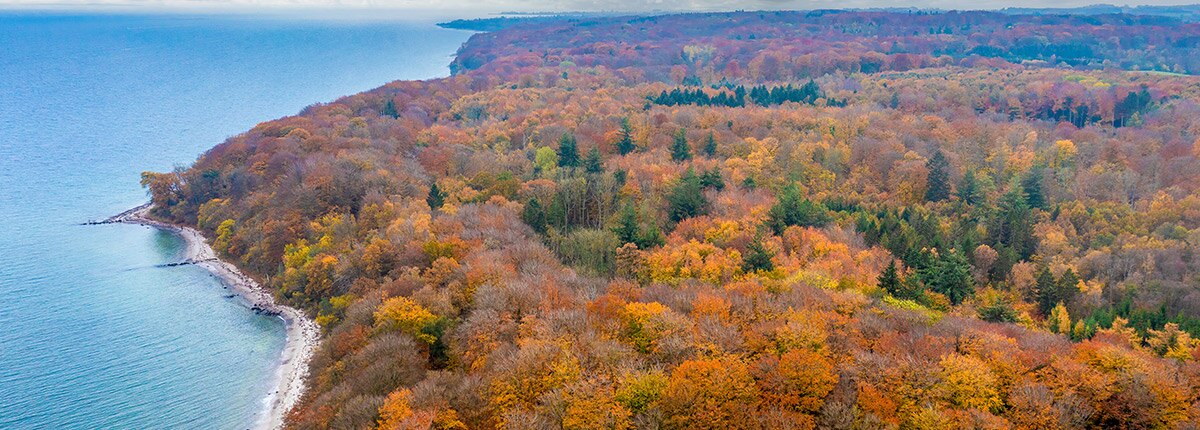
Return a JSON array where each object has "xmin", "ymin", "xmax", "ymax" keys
[{"xmin": 2, "ymin": 0, "xmax": 1197, "ymax": 16}]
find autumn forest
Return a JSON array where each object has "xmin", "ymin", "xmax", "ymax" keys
[{"xmin": 141, "ymin": 10, "xmax": 1200, "ymax": 430}]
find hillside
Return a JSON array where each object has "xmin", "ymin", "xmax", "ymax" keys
[{"xmin": 142, "ymin": 10, "xmax": 1200, "ymax": 429}]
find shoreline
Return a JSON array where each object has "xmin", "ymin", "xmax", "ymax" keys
[{"xmin": 103, "ymin": 203, "xmax": 319, "ymax": 430}]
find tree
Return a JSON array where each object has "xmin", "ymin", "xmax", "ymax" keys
[
  {"xmin": 742, "ymin": 234, "xmax": 775, "ymax": 273},
  {"xmin": 613, "ymin": 204, "xmax": 640, "ymax": 245},
  {"xmin": 584, "ymin": 147, "xmax": 604, "ymax": 174},
  {"xmin": 667, "ymin": 168, "xmax": 708, "ymax": 222},
  {"xmin": 699, "ymin": 167, "xmax": 724, "ymax": 191},
  {"xmin": 381, "ymin": 98, "xmax": 399, "ymax": 119},
  {"xmin": 374, "ymin": 296, "xmax": 440, "ymax": 344},
  {"xmin": 1035, "ymin": 265, "xmax": 1058, "ymax": 316},
  {"xmin": 662, "ymin": 357, "xmax": 760, "ymax": 429},
  {"xmin": 992, "ymin": 186, "xmax": 1034, "ymax": 259},
  {"xmin": 926, "ymin": 250, "xmax": 973, "ymax": 305},
  {"xmin": 559, "ymin": 133, "xmax": 580, "ymax": 168},
  {"xmin": 957, "ymin": 169, "xmax": 980, "ymax": 205},
  {"xmin": 1022, "ymin": 168, "xmax": 1045, "ymax": 209},
  {"xmin": 427, "ymin": 182, "xmax": 445, "ymax": 210},
  {"xmin": 521, "ymin": 198, "xmax": 548, "ymax": 234},
  {"xmin": 702, "ymin": 131, "xmax": 717, "ymax": 157},
  {"xmin": 671, "ymin": 128, "xmax": 692, "ymax": 162},
  {"xmin": 765, "ymin": 184, "xmax": 831, "ymax": 234},
  {"xmin": 616, "ymin": 117, "xmax": 636, "ymax": 155},
  {"xmin": 1057, "ymin": 268, "xmax": 1080, "ymax": 306},
  {"xmin": 925, "ymin": 148, "xmax": 951, "ymax": 202},
  {"xmin": 878, "ymin": 260, "xmax": 901, "ymax": 296}
]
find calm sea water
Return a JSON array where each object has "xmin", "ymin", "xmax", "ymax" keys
[{"xmin": 0, "ymin": 13, "xmax": 469, "ymax": 429}]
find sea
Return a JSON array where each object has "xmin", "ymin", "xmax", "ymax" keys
[{"xmin": 0, "ymin": 12, "xmax": 470, "ymax": 429}]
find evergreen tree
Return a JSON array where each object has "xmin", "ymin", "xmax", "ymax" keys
[
  {"xmin": 637, "ymin": 223, "xmax": 665, "ymax": 249},
  {"xmin": 583, "ymin": 147, "xmax": 604, "ymax": 174},
  {"xmin": 1058, "ymin": 268, "xmax": 1080, "ymax": 306},
  {"xmin": 741, "ymin": 176, "xmax": 757, "ymax": 190},
  {"xmin": 927, "ymin": 250, "xmax": 974, "ymax": 305},
  {"xmin": 616, "ymin": 117, "xmax": 636, "ymax": 155},
  {"xmin": 382, "ymin": 98, "xmax": 399, "ymax": 118},
  {"xmin": 427, "ymin": 182, "xmax": 445, "ymax": 210},
  {"xmin": 699, "ymin": 168, "xmax": 724, "ymax": 191},
  {"xmin": 521, "ymin": 198, "xmax": 547, "ymax": 233},
  {"xmin": 742, "ymin": 234, "xmax": 775, "ymax": 273},
  {"xmin": 702, "ymin": 131, "xmax": 717, "ymax": 157},
  {"xmin": 1035, "ymin": 265, "xmax": 1058, "ymax": 316},
  {"xmin": 671, "ymin": 128, "xmax": 692, "ymax": 162},
  {"xmin": 925, "ymin": 148, "xmax": 951, "ymax": 202},
  {"xmin": 1022, "ymin": 168, "xmax": 1046, "ymax": 209},
  {"xmin": 878, "ymin": 260, "xmax": 902, "ymax": 296},
  {"xmin": 765, "ymin": 184, "xmax": 832, "ymax": 234},
  {"xmin": 667, "ymin": 168, "xmax": 707, "ymax": 222},
  {"xmin": 613, "ymin": 204, "xmax": 640, "ymax": 245},
  {"xmin": 992, "ymin": 186, "xmax": 1035, "ymax": 259},
  {"xmin": 558, "ymin": 133, "xmax": 580, "ymax": 168},
  {"xmin": 957, "ymin": 169, "xmax": 980, "ymax": 205}
]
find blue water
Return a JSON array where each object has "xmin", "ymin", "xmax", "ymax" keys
[{"xmin": 0, "ymin": 13, "xmax": 469, "ymax": 429}]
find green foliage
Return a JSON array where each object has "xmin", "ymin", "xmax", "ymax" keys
[
  {"xmin": 957, "ymin": 169, "xmax": 980, "ymax": 205},
  {"xmin": 925, "ymin": 148, "xmax": 951, "ymax": 202},
  {"xmin": 924, "ymin": 250, "xmax": 974, "ymax": 305},
  {"xmin": 554, "ymin": 228, "xmax": 620, "ymax": 275},
  {"xmin": 427, "ymin": 182, "xmax": 446, "ymax": 210},
  {"xmin": 583, "ymin": 147, "xmax": 604, "ymax": 174},
  {"xmin": 616, "ymin": 117, "xmax": 636, "ymax": 155},
  {"xmin": 1022, "ymin": 168, "xmax": 1046, "ymax": 209},
  {"xmin": 699, "ymin": 167, "xmax": 724, "ymax": 191},
  {"xmin": 878, "ymin": 260, "xmax": 901, "ymax": 296},
  {"xmin": 742, "ymin": 234, "xmax": 775, "ymax": 273},
  {"xmin": 702, "ymin": 131, "xmax": 717, "ymax": 157},
  {"xmin": 558, "ymin": 133, "xmax": 580, "ymax": 168},
  {"xmin": 382, "ymin": 98, "xmax": 399, "ymax": 118},
  {"xmin": 991, "ymin": 186, "xmax": 1035, "ymax": 260},
  {"xmin": 667, "ymin": 168, "xmax": 708, "ymax": 223},
  {"xmin": 522, "ymin": 198, "xmax": 548, "ymax": 234},
  {"xmin": 535, "ymin": 146, "xmax": 559, "ymax": 176},
  {"xmin": 765, "ymin": 184, "xmax": 831, "ymax": 234},
  {"xmin": 671, "ymin": 128, "xmax": 692, "ymax": 162}
]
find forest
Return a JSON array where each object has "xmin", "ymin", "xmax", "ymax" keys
[{"xmin": 141, "ymin": 9, "xmax": 1200, "ymax": 430}]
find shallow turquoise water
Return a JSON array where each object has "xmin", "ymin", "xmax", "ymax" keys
[{"xmin": 0, "ymin": 13, "xmax": 469, "ymax": 429}]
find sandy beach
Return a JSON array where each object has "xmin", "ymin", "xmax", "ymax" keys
[{"xmin": 103, "ymin": 204, "xmax": 319, "ymax": 430}]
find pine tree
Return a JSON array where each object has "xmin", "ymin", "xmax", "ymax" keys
[
  {"xmin": 616, "ymin": 117, "xmax": 636, "ymax": 155},
  {"xmin": 521, "ymin": 198, "xmax": 547, "ymax": 233},
  {"xmin": 993, "ymin": 186, "xmax": 1034, "ymax": 259},
  {"xmin": 927, "ymin": 250, "xmax": 974, "ymax": 305},
  {"xmin": 613, "ymin": 204, "xmax": 640, "ymax": 245},
  {"xmin": 699, "ymin": 167, "xmax": 724, "ymax": 191},
  {"xmin": 878, "ymin": 260, "xmax": 902, "ymax": 296},
  {"xmin": 583, "ymin": 147, "xmax": 604, "ymax": 174},
  {"xmin": 667, "ymin": 168, "xmax": 707, "ymax": 222},
  {"xmin": 427, "ymin": 182, "xmax": 445, "ymax": 210},
  {"xmin": 765, "ymin": 184, "xmax": 831, "ymax": 234},
  {"xmin": 1057, "ymin": 268, "xmax": 1080, "ymax": 306},
  {"xmin": 925, "ymin": 148, "xmax": 951, "ymax": 202},
  {"xmin": 702, "ymin": 131, "xmax": 717, "ymax": 157},
  {"xmin": 742, "ymin": 234, "xmax": 775, "ymax": 273},
  {"xmin": 671, "ymin": 128, "xmax": 692, "ymax": 162},
  {"xmin": 1021, "ymin": 168, "xmax": 1045, "ymax": 209},
  {"xmin": 558, "ymin": 133, "xmax": 580, "ymax": 168},
  {"xmin": 382, "ymin": 98, "xmax": 399, "ymax": 118},
  {"xmin": 957, "ymin": 169, "xmax": 980, "ymax": 205},
  {"xmin": 1035, "ymin": 265, "xmax": 1058, "ymax": 316}
]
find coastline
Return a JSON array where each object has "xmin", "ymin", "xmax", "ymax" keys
[{"xmin": 103, "ymin": 203, "xmax": 319, "ymax": 430}]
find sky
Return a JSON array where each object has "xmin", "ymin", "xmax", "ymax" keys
[{"xmin": 1, "ymin": 0, "xmax": 1197, "ymax": 16}]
